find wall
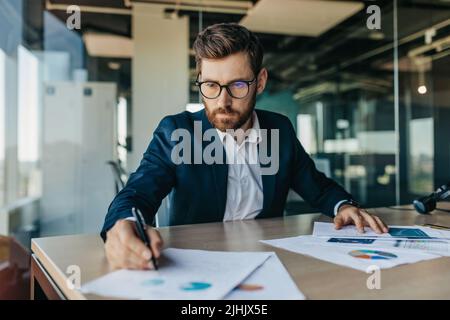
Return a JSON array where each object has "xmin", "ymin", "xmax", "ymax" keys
[{"xmin": 130, "ymin": 3, "xmax": 189, "ymax": 171}]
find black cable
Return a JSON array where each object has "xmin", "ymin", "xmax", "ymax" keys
[
  {"xmin": 386, "ymin": 206, "xmax": 415, "ymax": 211},
  {"xmin": 386, "ymin": 206, "xmax": 450, "ymax": 213}
]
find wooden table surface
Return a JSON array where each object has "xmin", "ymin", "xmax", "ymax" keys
[{"xmin": 31, "ymin": 203, "xmax": 450, "ymax": 299}]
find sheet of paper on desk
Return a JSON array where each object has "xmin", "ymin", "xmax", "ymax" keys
[
  {"xmin": 302, "ymin": 236, "xmax": 450, "ymax": 256},
  {"xmin": 224, "ymin": 253, "xmax": 305, "ymax": 300},
  {"xmin": 312, "ymin": 222, "xmax": 450, "ymax": 239},
  {"xmin": 261, "ymin": 236, "xmax": 440, "ymax": 272},
  {"xmin": 81, "ymin": 248, "xmax": 271, "ymax": 300}
]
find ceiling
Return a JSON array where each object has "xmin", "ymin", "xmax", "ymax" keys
[{"xmin": 37, "ymin": 0, "xmax": 450, "ymax": 99}]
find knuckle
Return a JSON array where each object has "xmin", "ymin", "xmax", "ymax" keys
[{"xmin": 116, "ymin": 219, "xmax": 126, "ymax": 228}]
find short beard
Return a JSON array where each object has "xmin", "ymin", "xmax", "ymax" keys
[{"xmin": 205, "ymin": 91, "xmax": 256, "ymax": 132}]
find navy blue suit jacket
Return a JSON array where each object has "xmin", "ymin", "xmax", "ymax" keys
[{"xmin": 101, "ymin": 109, "xmax": 352, "ymax": 240}]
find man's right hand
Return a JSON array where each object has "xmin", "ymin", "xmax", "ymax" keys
[{"xmin": 104, "ymin": 219, "xmax": 163, "ymax": 270}]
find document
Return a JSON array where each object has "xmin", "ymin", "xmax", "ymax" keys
[
  {"xmin": 261, "ymin": 236, "xmax": 440, "ymax": 272},
  {"xmin": 300, "ymin": 235, "xmax": 450, "ymax": 256},
  {"xmin": 81, "ymin": 248, "xmax": 271, "ymax": 300},
  {"xmin": 225, "ymin": 253, "xmax": 306, "ymax": 300},
  {"xmin": 312, "ymin": 222, "xmax": 450, "ymax": 239}
]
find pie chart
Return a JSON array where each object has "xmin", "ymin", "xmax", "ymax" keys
[
  {"xmin": 349, "ymin": 249, "xmax": 397, "ymax": 260},
  {"xmin": 141, "ymin": 278, "xmax": 164, "ymax": 286},
  {"xmin": 236, "ymin": 284, "xmax": 264, "ymax": 291},
  {"xmin": 180, "ymin": 282, "xmax": 212, "ymax": 291}
]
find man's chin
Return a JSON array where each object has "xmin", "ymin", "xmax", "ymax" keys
[
  {"xmin": 211, "ymin": 114, "xmax": 240, "ymax": 131},
  {"xmin": 213, "ymin": 119, "xmax": 238, "ymax": 132}
]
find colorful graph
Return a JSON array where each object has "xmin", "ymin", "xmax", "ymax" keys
[
  {"xmin": 180, "ymin": 282, "xmax": 212, "ymax": 291},
  {"xmin": 236, "ymin": 284, "xmax": 264, "ymax": 291},
  {"xmin": 141, "ymin": 278, "xmax": 164, "ymax": 286},
  {"xmin": 349, "ymin": 249, "xmax": 397, "ymax": 260},
  {"xmin": 388, "ymin": 228, "xmax": 430, "ymax": 239}
]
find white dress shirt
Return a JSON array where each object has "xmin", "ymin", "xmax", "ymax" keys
[
  {"xmin": 216, "ymin": 111, "xmax": 344, "ymax": 221},
  {"xmin": 216, "ymin": 112, "xmax": 264, "ymax": 221}
]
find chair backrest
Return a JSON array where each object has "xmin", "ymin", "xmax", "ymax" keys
[
  {"xmin": 0, "ymin": 236, "xmax": 30, "ymax": 299},
  {"xmin": 106, "ymin": 161, "xmax": 127, "ymax": 194}
]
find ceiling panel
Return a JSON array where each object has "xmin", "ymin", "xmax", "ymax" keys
[
  {"xmin": 240, "ymin": 0, "xmax": 364, "ymax": 37},
  {"xmin": 83, "ymin": 32, "xmax": 134, "ymax": 58}
]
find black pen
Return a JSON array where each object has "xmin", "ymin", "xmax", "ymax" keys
[{"xmin": 131, "ymin": 207, "xmax": 158, "ymax": 270}]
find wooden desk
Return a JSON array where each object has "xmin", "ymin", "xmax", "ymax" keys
[{"xmin": 31, "ymin": 204, "xmax": 450, "ymax": 300}]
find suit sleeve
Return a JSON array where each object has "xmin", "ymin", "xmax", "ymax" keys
[
  {"xmin": 288, "ymin": 121, "xmax": 353, "ymax": 218},
  {"xmin": 100, "ymin": 116, "xmax": 177, "ymax": 241}
]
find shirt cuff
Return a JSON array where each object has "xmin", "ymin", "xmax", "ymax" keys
[
  {"xmin": 125, "ymin": 216, "xmax": 137, "ymax": 222},
  {"xmin": 333, "ymin": 200, "xmax": 349, "ymax": 216}
]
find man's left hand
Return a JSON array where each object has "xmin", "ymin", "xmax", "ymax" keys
[{"xmin": 334, "ymin": 205, "xmax": 389, "ymax": 234}]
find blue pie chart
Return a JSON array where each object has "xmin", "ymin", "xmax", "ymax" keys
[
  {"xmin": 180, "ymin": 282, "xmax": 212, "ymax": 291},
  {"xmin": 141, "ymin": 278, "xmax": 164, "ymax": 286}
]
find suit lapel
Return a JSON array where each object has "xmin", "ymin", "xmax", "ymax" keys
[
  {"xmin": 200, "ymin": 110, "xmax": 227, "ymax": 221},
  {"xmin": 256, "ymin": 110, "xmax": 276, "ymax": 216}
]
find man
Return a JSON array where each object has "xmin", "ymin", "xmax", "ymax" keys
[{"xmin": 102, "ymin": 23, "xmax": 388, "ymax": 270}]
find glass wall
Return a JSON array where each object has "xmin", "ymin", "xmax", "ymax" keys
[
  {"xmin": 0, "ymin": 0, "xmax": 449, "ymax": 242},
  {"xmin": 188, "ymin": 0, "xmax": 450, "ymax": 213},
  {"xmin": 397, "ymin": 2, "xmax": 450, "ymax": 204},
  {"xmin": 0, "ymin": 49, "xmax": 5, "ymax": 206},
  {"xmin": 0, "ymin": 0, "xmax": 130, "ymax": 240}
]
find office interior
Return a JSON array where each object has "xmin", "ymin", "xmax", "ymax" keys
[{"xmin": 0, "ymin": 0, "xmax": 449, "ymax": 299}]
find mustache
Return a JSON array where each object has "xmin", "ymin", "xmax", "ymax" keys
[{"xmin": 213, "ymin": 107, "xmax": 240, "ymax": 115}]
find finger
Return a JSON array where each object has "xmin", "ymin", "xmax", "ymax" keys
[
  {"xmin": 147, "ymin": 228, "xmax": 163, "ymax": 259},
  {"xmin": 374, "ymin": 216, "xmax": 389, "ymax": 233},
  {"xmin": 117, "ymin": 221, "xmax": 152, "ymax": 260},
  {"xmin": 122, "ymin": 249, "xmax": 151, "ymax": 270},
  {"xmin": 334, "ymin": 215, "xmax": 344, "ymax": 230},
  {"xmin": 360, "ymin": 211, "xmax": 382, "ymax": 234},
  {"xmin": 351, "ymin": 212, "xmax": 365, "ymax": 233}
]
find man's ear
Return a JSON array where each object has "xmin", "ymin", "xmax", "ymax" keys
[{"xmin": 256, "ymin": 68, "xmax": 268, "ymax": 95}]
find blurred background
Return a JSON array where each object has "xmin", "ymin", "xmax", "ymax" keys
[{"xmin": 0, "ymin": 0, "xmax": 449, "ymax": 248}]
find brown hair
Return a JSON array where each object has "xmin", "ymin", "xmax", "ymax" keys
[{"xmin": 193, "ymin": 23, "xmax": 264, "ymax": 76}]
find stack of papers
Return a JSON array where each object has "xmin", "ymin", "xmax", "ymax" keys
[
  {"xmin": 81, "ymin": 248, "xmax": 305, "ymax": 300},
  {"xmin": 261, "ymin": 222, "xmax": 450, "ymax": 272}
]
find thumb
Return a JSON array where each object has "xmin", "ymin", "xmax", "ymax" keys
[{"xmin": 334, "ymin": 215, "xmax": 344, "ymax": 230}]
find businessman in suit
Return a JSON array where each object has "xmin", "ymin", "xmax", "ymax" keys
[{"xmin": 103, "ymin": 23, "xmax": 388, "ymax": 270}]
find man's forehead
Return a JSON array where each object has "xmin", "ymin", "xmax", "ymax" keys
[{"xmin": 200, "ymin": 52, "xmax": 253, "ymax": 81}]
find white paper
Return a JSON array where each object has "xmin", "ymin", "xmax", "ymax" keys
[
  {"xmin": 312, "ymin": 222, "xmax": 450, "ymax": 239},
  {"xmin": 81, "ymin": 248, "xmax": 271, "ymax": 300},
  {"xmin": 297, "ymin": 235, "xmax": 450, "ymax": 256},
  {"xmin": 225, "ymin": 253, "xmax": 305, "ymax": 300},
  {"xmin": 261, "ymin": 236, "xmax": 440, "ymax": 272}
]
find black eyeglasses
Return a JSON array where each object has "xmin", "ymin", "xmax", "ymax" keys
[{"xmin": 195, "ymin": 75, "xmax": 256, "ymax": 99}]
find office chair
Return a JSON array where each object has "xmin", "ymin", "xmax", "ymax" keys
[{"xmin": 106, "ymin": 161, "xmax": 127, "ymax": 194}]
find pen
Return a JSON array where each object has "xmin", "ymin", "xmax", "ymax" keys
[
  {"xmin": 131, "ymin": 207, "xmax": 158, "ymax": 270},
  {"xmin": 421, "ymin": 223, "xmax": 450, "ymax": 231}
]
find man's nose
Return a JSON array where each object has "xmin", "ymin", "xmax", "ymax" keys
[{"xmin": 216, "ymin": 87, "xmax": 232, "ymax": 108}]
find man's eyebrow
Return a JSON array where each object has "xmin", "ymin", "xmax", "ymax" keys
[{"xmin": 200, "ymin": 76, "xmax": 254, "ymax": 84}]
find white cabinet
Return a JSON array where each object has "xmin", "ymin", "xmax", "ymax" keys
[{"xmin": 41, "ymin": 82, "xmax": 117, "ymax": 235}]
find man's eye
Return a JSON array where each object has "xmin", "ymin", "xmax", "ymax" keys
[
  {"xmin": 232, "ymin": 81, "xmax": 246, "ymax": 89},
  {"xmin": 204, "ymin": 82, "xmax": 217, "ymax": 88}
]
